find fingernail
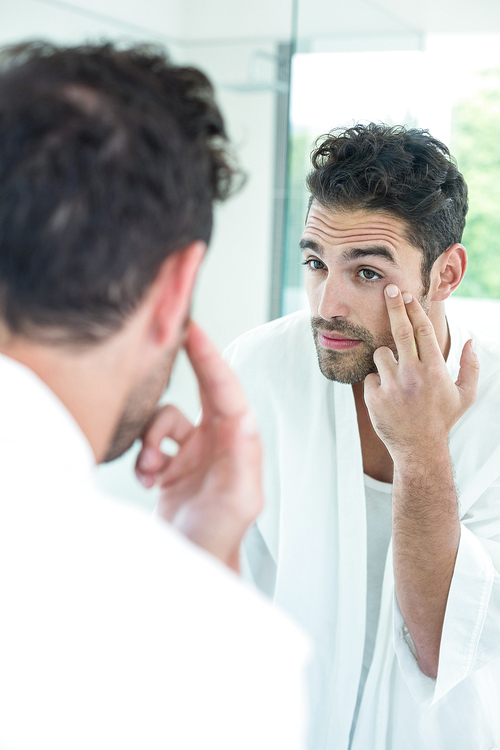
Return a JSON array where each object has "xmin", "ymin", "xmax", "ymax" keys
[
  {"xmin": 240, "ymin": 409, "xmax": 259, "ymax": 437},
  {"xmin": 470, "ymin": 338, "xmax": 476, "ymax": 355},
  {"xmin": 137, "ymin": 471, "xmax": 155, "ymax": 489},
  {"xmin": 386, "ymin": 284, "xmax": 399, "ymax": 298},
  {"xmin": 402, "ymin": 292, "xmax": 412, "ymax": 304},
  {"xmin": 138, "ymin": 447, "xmax": 157, "ymax": 471}
]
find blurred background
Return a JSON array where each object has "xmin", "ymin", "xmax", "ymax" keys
[{"xmin": 2, "ymin": 0, "xmax": 500, "ymax": 507}]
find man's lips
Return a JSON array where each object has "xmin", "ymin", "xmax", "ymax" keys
[{"xmin": 318, "ymin": 332, "xmax": 362, "ymax": 351}]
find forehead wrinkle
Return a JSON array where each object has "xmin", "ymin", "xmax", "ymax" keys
[
  {"xmin": 305, "ymin": 206, "xmax": 410, "ymax": 247},
  {"xmin": 309, "ymin": 201, "xmax": 400, "ymax": 231},
  {"xmin": 304, "ymin": 219, "xmax": 405, "ymax": 246}
]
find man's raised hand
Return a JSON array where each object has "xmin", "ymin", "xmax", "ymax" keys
[
  {"xmin": 135, "ymin": 321, "xmax": 263, "ymax": 573},
  {"xmin": 364, "ymin": 284, "xmax": 479, "ymax": 461}
]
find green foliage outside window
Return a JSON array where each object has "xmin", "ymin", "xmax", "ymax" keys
[{"xmin": 451, "ymin": 68, "xmax": 500, "ymax": 299}]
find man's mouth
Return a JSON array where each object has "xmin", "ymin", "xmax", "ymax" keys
[{"xmin": 318, "ymin": 331, "xmax": 362, "ymax": 351}]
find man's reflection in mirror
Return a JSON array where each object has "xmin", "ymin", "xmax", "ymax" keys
[{"xmin": 226, "ymin": 124, "xmax": 500, "ymax": 750}]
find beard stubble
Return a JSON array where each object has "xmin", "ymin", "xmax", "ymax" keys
[{"xmin": 310, "ymin": 316, "xmax": 395, "ymax": 384}]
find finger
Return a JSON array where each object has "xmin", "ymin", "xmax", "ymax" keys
[
  {"xmin": 169, "ymin": 409, "xmax": 263, "ymax": 527},
  {"xmin": 185, "ymin": 320, "xmax": 248, "ymax": 419},
  {"xmin": 401, "ymin": 292, "xmax": 443, "ymax": 365},
  {"xmin": 136, "ymin": 455, "xmax": 173, "ymax": 489},
  {"xmin": 363, "ymin": 371, "xmax": 381, "ymax": 399},
  {"xmin": 136, "ymin": 404, "xmax": 193, "ymax": 475},
  {"xmin": 220, "ymin": 410, "xmax": 264, "ymax": 527},
  {"xmin": 372, "ymin": 345, "xmax": 398, "ymax": 380},
  {"xmin": 159, "ymin": 411, "xmax": 264, "ymax": 570},
  {"xmin": 384, "ymin": 284, "xmax": 419, "ymax": 364},
  {"xmin": 137, "ymin": 454, "xmax": 174, "ymax": 489},
  {"xmin": 455, "ymin": 339, "xmax": 480, "ymax": 407},
  {"xmin": 158, "ymin": 407, "xmax": 261, "ymax": 490}
]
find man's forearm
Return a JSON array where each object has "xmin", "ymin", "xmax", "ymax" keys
[
  {"xmin": 363, "ymin": 285, "xmax": 478, "ymax": 678},
  {"xmin": 392, "ymin": 445, "xmax": 460, "ymax": 679}
]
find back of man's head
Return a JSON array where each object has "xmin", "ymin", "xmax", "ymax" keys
[
  {"xmin": 0, "ymin": 42, "xmax": 237, "ymax": 344},
  {"xmin": 307, "ymin": 123, "xmax": 468, "ymax": 288}
]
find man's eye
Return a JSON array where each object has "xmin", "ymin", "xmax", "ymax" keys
[
  {"xmin": 302, "ymin": 258, "xmax": 325, "ymax": 270},
  {"xmin": 358, "ymin": 268, "xmax": 381, "ymax": 280}
]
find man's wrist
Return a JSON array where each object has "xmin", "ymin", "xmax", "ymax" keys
[
  {"xmin": 391, "ymin": 441, "xmax": 459, "ymax": 527},
  {"xmin": 390, "ymin": 437, "xmax": 451, "ymax": 473}
]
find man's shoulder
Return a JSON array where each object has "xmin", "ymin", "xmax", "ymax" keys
[
  {"xmin": 80, "ymin": 484, "xmax": 309, "ymax": 647},
  {"xmin": 0, "ymin": 438, "xmax": 306, "ymax": 651},
  {"xmin": 143, "ymin": 505, "xmax": 299, "ymax": 633},
  {"xmin": 82, "ymin": 493, "xmax": 311, "ymax": 739},
  {"xmin": 475, "ymin": 334, "xmax": 500, "ymax": 384},
  {"xmin": 460, "ymin": 325, "xmax": 500, "ymax": 396},
  {"xmin": 0, "ymin": 471, "xmax": 310, "ymax": 748},
  {"xmin": 448, "ymin": 310, "xmax": 500, "ymax": 387}
]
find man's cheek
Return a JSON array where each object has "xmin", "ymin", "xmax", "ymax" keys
[{"xmin": 366, "ymin": 300, "xmax": 390, "ymax": 341}]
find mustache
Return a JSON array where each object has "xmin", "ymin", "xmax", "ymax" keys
[{"xmin": 310, "ymin": 316, "xmax": 374, "ymax": 344}]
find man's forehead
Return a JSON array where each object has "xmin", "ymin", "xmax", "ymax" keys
[{"xmin": 302, "ymin": 200, "xmax": 411, "ymax": 250}]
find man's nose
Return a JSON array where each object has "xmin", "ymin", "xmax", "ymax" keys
[{"xmin": 317, "ymin": 275, "xmax": 350, "ymax": 320}]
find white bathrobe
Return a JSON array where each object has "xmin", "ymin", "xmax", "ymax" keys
[
  {"xmin": 225, "ymin": 310, "xmax": 500, "ymax": 750},
  {"xmin": 0, "ymin": 353, "xmax": 310, "ymax": 750}
]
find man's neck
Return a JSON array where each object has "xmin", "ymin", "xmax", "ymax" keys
[
  {"xmin": 0, "ymin": 331, "xmax": 139, "ymax": 463},
  {"xmin": 352, "ymin": 381, "xmax": 394, "ymax": 484},
  {"xmin": 429, "ymin": 303, "xmax": 451, "ymax": 361}
]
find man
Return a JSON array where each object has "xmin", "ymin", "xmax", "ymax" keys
[
  {"xmin": 222, "ymin": 124, "xmax": 500, "ymax": 749},
  {"xmin": 0, "ymin": 42, "xmax": 309, "ymax": 749}
]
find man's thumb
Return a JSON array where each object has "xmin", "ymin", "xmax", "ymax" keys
[{"xmin": 455, "ymin": 339, "xmax": 480, "ymax": 405}]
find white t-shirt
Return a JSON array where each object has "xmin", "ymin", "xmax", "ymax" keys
[
  {"xmin": 0, "ymin": 353, "xmax": 311, "ymax": 750},
  {"xmin": 350, "ymin": 474, "xmax": 393, "ymax": 744},
  {"xmin": 363, "ymin": 474, "xmax": 394, "ymax": 684}
]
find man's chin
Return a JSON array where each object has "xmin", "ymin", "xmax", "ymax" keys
[
  {"xmin": 100, "ymin": 343, "xmax": 178, "ymax": 464},
  {"xmin": 101, "ymin": 433, "xmax": 138, "ymax": 464},
  {"xmin": 316, "ymin": 350, "xmax": 377, "ymax": 385},
  {"xmin": 318, "ymin": 367, "xmax": 374, "ymax": 385}
]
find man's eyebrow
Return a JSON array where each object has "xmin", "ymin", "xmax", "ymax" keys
[
  {"xmin": 299, "ymin": 239, "xmax": 323, "ymax": 256},
  {"xmin": 340, "ymin": 246, "xmax": 398, "ymax": 265}
]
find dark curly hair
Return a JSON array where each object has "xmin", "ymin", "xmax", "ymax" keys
[
  {"xmin": 306, "ymin": 123, "xmax": 468, "ymax": 292},
  {"xmin": 0, "ymin": 41, "xmax": 241, "ymax": 343}
]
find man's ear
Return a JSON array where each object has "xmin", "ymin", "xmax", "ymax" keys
[
  {"xmin": 147, "ymin": 241, "xmax": 206, "ymax": 347},
  {"xmin": 429, "ymin": 243, "xmax": 467, "ymax": 302}
]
